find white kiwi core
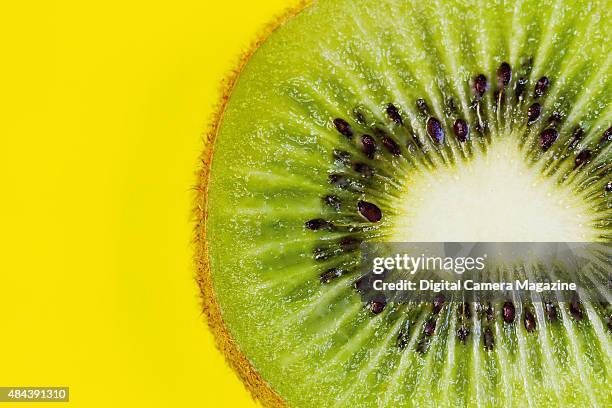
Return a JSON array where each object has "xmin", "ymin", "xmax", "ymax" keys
[{"xmin": 391, "ymin": 139, "xmax": 598, "ymax": 242}]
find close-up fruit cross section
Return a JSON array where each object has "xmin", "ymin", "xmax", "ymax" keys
[{"xmin": 196, "ymin": 0, "xmax": 611, "ymax": 406}]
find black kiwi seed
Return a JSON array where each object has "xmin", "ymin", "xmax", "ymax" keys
[
  {"xmin": 569, "ymin": 296, "xmax": 583, "ymax": 320},
  {"xmin": 569, "ymin": 127, "xmax": 584, "ymax": 149},
  {"xmin": 333, "ymin": 118, "xmax": 353, "ymax": 138},
  {"xmin": 416, "ymin": 98, "xmax": 430, "ymax": 116},
  {"xmin": 324, "ymin": 195, "xmax": 341, "ymax": 210},
  {"xmin": 521, "ymin": 56, "xmax": 534, "ymax": 73},
  {"xmin": 493, "ymin": 89, "xmax": 503, "ymax": 108},
  {"xmin": 473, "ymin": 74, "xmax": 489, "ymax": 98},
  {"xmin": 534, "ymin": 76, "xmax": 550, "ymax": 98},
  {"xmin": 329, "ymin": 174, "xmax": 350, "ymax": 189},
  {"xmin": 426, "ymin": 117, "xmax": 445, "ymax": 144},
  {"xmin": 527, "ymin": 103, "xmax": 542, "ymax": 125},
  {"xmin": 516, "ymin": 77, "xmax": 528, "ymax": 100},
  {"xmin": 333, "ymin": 149, "xmax": 352, "ymax": 165},
  {"xmin": 545, "ymin": 302, "xmax": 557, "ymax": 321},
  {"xmin": 453, "ymin": 119, "xmax": 469, "ymax": 142},
  {"xmin": 547, "ymin": 111, "xmax": 563, "ymax": 128},
  {"xmin": 446, "ymin": 97, "xmax": 458, "ymax": 115},
  {"xmin": 574, "ymin": 150, "xmax": 592, "ymax": 169},
  {"xmin": 320, "ymin": 268, "xmax": 345, "ymax": 284},
  {"xmin": 485, "ymin": 303, "xmax": 494, "ymax": 321},
  {"xmin": 357, "ymin": 200, "xmax": 382, "ymax": 222},
  {"xmin": 474, "ymin": 121, "xmax": 489, "ymax": 136},
  {"xmin": 432, "ymin": 294, "xmax": 445, "ymax": 314},
  {"xmin": 459, "ymin": 302, "xmax": 472, "ymax": 319},
  {"xmin": 483, "ymin": 328, "xmax": 494, "ymax": 350},
  {"xmin": 340, "ymin": 237, "xmax": 361, "ymax": 252},
  {"xmin": 381, "ymin": 136, "xmax": 401, "ymax": 155},
  {"xmin": 397, "ymin": 320, "xmax": 411, "ymax": 350},
  {"xmin": 497, "ymin": 62, "xmax": 512, "ymax": 88},
  {"xmin": 373, "ymin": 127, "xmax": 387, "ymax": 138},
  {"xmin": 353, "ymin": 275, "xmax": 370, "ymax": 293},
  {"xmin": 606, "ymin": 182, "xmax": 612, "ymax": 192},
  {"xmin": 313, "ymin": 247, "xmax": 330, "ymax": 261},
  {"xmin": 370, "ymin": 300, "xmax": 387, "ymax": 314},
  {"xmin": 524, "ymin": 310, "xmax": 536, "ymax": 332},
  {"xmin": 397, "ymin": 335, "xmax": 409, "ymax": 350},
  {"xmin": 353, "ymin": 109, "xmax": 366, "ymax": 125},
  {"xmin": 539, "ymin": 128, "xmax": 559, "ymax": 151},
  {"xmin": 416, "ymin": 339, "xmax": 430, "ymax": 354},
  {"xmin": 457, "ymin": 325, "xmax": 469, "ymax": 342},
  {"xmin": 361, "ymin": 135, "xmax": 377, "ymax": 159},
  {"xmin": 424, "ymin": 319, "xmax": 436, "ymax": 336},
  {"xmin": 599, "ymin": 126, "xmax": 612, "ymax": 147},
  {"xmin": 352, "ymin": 162, "xmax": 374, "ymax": 178},
  {"xmin": 502, "ymin": 301, "xmax": 516, "ymax": 323},
  {"xmin": 386, "ymin": 103, "xmax": 403, "ymax": 125},
  {"xmin": 305, "ymin": 218, "xmax": 333, "ymax": 231}
]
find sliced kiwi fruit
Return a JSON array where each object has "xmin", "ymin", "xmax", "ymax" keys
[{"xmin": 196, "ymin": 0, "xmax": 611, "ymax": 406}]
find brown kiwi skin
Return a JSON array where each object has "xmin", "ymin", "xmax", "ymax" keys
[{"xmin": 194, "ymin": 1, "xmax": 312, "ymax": 407}]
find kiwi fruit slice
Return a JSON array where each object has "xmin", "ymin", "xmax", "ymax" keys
[{"xmin": 196, "ymin": 0, "xmax": 611, "ymax": 406}]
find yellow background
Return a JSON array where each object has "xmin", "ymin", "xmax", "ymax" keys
[{"xmin": 0, "ymin": 0, "xmax": 298, "ymax": 406}]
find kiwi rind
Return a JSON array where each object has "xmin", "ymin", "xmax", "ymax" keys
[{"xmin": 195, "ymin": 2, "xmax": 311, "ymax": 407}]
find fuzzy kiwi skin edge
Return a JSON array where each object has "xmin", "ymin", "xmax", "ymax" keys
[{"xmin": 194, "ymin": 1, "xmax": 312, "ymax": 407}]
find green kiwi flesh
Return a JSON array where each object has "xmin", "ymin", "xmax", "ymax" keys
[{"xmin": 200, "ymin": 0, "xmax": 611, "ymax": 406}]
